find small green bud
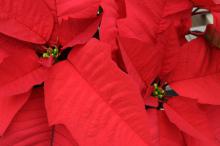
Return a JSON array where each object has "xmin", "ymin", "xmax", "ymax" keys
[
  {"xmin": 158, "ymin": 94, "xmax": 163, "ymax": 99},
  {"xmin": 51, "ymin": 53, "xmax": 55, "ymax": 57},
  {"xmin": 53, "ymin": 47, "xmax": 59, "ymax": 55},
  {"xmin": 153, "ymin": 83, "xmax": 158, "ymax": 89},
  {"xmin": 43, "ymin": 53, "xmax": 50, "ymax": 58},
  {"xmin": 153, "ymin": 91, "xmax": 158, "ymax": 96}
]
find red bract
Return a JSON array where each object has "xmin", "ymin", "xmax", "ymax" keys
[
  {"xmin": 117, "ymin": 0, "xmax": 193, "ymax": 85},
  {"xmin": 0, "ymin": 35, "xmax": 47, "ymax": 97},
  {"xmin": 0, "ymin": 88, "xmax": 79, "ymax": 145},
  {"xmin": 191, "ymin": 0, "xmax": 220, "ymax": 10},
  {"xmin": 101, "ymin": 0, "xmax": 220, "ymax": 145},
  {"xmin": 100, "ymin": 0, "xmax": 126, "ymax": 49},
  {"xmin": 0, "ymin": 0, "xmax": 102, "ymax": 95},
  {"xmin": 0, "ymin": 0, "xmax": 100, "ymax": 44},
  {"xmin": 0, "ymin": 0, "xmax": 104, "ymax": 144},
  {"xmin": 0, "ymin": 0, "xmax": 157, "ymax": 145},
  {"xmin": 0, "ymin": 0, "xmax": 101, "ymax": 46},
  {"xmin": 45, "ymin": 39, "xmax": 154, "ymax": 146},
  {"xmin": 167, "ymin": 38, "xmax": 220, "ymax": 105},
  {"xmin": 1, "ymin": 0, "xmax": 220, "ymax": 145},
  {"xmin": 0, "ymin": 38, "xmax": 155, "ymax": 145}
]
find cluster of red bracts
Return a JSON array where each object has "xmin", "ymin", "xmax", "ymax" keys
[{"xmin": 0, "ymin": 0, "xmax": 220, "ymax": 146}]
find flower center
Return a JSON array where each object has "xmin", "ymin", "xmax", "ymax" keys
[
  {"xmin": 34, "ymin": 44, "xmax": 64, "ymax": 67},
  {"xmin": 145, "ymin": 79, "xmax": 178, "ymax": 111},
  {"xmin": 42, "ymin": 46, "xmax": 60, "ymax": 59},
  {"xmin": 152, "ymin": 83, "xmax": 166, "ymax": 101}
]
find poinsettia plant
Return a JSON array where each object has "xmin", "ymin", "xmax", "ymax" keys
[
  {"xmin": 0, "ymin": 0, "xmax": 156, "ymax": 145},
  {"xmin": 101, "ymin": 0, "xmax": 220, "ymax": 145},
  {"xmin": 1, "ymin": 0, "xmax": 220, "ymax": 146}
]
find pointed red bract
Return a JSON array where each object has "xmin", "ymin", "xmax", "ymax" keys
[
  {"xmin": 0, "ymin": 88, "xmax": 79, "ymax": 145},
  {"xmin": 116, "ymin": 39, "xmax": 147, "ymax": 95},
  {"xmin": 201, "ymin": 105, "xmax": 220, "ymax": 143},
  {"xmin": 0, "ymin": 0, "xmax": 54, "ymax": 44},
  {"xmin": 115, "ymin": 0, "xmax": 192, "ymax": 85},
  {"xmin": 56, "ymin": 0, "xmax": 100, "ymax": 19},
  {"xmin": 53, "ymin": 125, "xmax": 79, "ymax": 146},
  {"xmin": 0, "ymin": 88, "xmax": 51, "ymax": 145},
  {"xmin": 100, "ymin": 0, "xmax": 126, "ymax": 49},
  {"xmin": 158, "ymin": 111, "xmax": 186, "ymax": 146},
  {"xmin": 168, "ymin": 38, "xmax": 220, "ymax": 105},
  {"xmin": 60, "ymin": 16, "xmax": 102, "ymax": 49},
  {"xmin": 118, "ymin": 37, "xmax": 160, "ymax": 85},
  {"xmin": 0, "ymin": 0, "xmax": 101, "ymax": 46},
  {"xmin": 0, "ymin": 92, "xmax": 30, "ymax": 136},
  {"xmin": 117, "ymin": 0, "xmax": 192, "ymax": 41},
  {"xmin": 2, "ymin": 0, "xmax": 220, "ymax": 145},
  {"xmin": 144, "ymin": 109, "xmax": 186, "ymax": 146},
  {"xmin": 45, "ymin": 39, "xmax": 153, "ymax": 146},
  {"xmin": 0, "ymin": 45, "xmax": 48, "ymax": 97},
  {"xmin": 164, "ymin": 97, "xmax": 216, "ymax": 144}
]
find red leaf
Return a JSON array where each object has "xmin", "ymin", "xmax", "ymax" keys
[
  {"xmin": 0, "ymin": 0, "xmax": 100, "ymax": 47},
  {"xmin": 183, "ymin": 132, "xmax": 219, "ymax": 146},
  {"xmin": 117, "ymin": 39, "xmax": 146, "ymax": 93},
  {"xmin": 0, "ymin": 41, "xmax": 48, "ymax": 97},
  {"xmin": 100, "ymin": 0, "xmax": 126, "ymax": 49},
  {"xmin": 0, "ymin": 49, "xmax": 7, "ymax": 64},
  {"xmin": 0, "ymin": 92, "xmax": 30, "ymax": 136},
  {"xmin": 115, "ymin": 0, "xmax": 192, "ymax": 86},
  {"xmin": 0, "ymin": 0, "xmax": 54, "ymax": 44},
  {"xmin": 0, "ymin": 64, "xmax": 47, "ymax": 97},
  {"xmin": 0, "ymin": 88, "xmax": 78, "ymax": 145},
  {"xmin": 164, "ymin": 96, "xmax": 216, "ymax": 144},
  {"xmin": 53, "ymin": 125, "xmax": 79, "ymax": 146},
  {"xmin": 158, "ymin": 27, "xmax": 185, "ymax": 80},
  {"xmin": 158, "ymin": 111, "xmax": 186, "ymax": 146},
  {"xmin": 144, "ymin": 109, "xmax": 160, "ymax": 146},
  {"xmin": 144, "ymin": 109, "xmax": 186, "ymax": 146},
  {"xmin": 60, "ymin": 16, "xmax": 102, "ymax": 49},
  {"xmin": 45, "ymin": 39, "xmax": 153, "ymax": 146},
  {"xmin": 117, "ymin": 0, "xmax": 192, "ymax": 41},
  {"xmin": 201, "ymin": 105, "xmax": 220, "ymax": 143},
  {"xmin": 43, "ymin": 0, "xmax": 100, "ymax": 20},
  {"xmin": 191, "ymin": 0, "xmax": 220, "ymax": 8},
  {"xmin": 118, "ymin": 37, "xmax": 160, "ymax": 85},
  {"xmin": 0, "ymin": 34, "xmax": 28, "ymax": 63},
  {"xmin": 0, "ymin": 88, "xmax": 51, "ymax": 145},
  {"xmin": 43, "ymin": 0, "xmax": 101, "ymax": 46},
  {"xmin": 168, "ymin": 38, "xmax": 220, "ymax": 105},
  {"xmin": 170, "ymin": 73, "xmax": 220, "ymax": 105},
  {"xmin": 55, "ymin": 0, "xmax": 100, "ymax": 19}
]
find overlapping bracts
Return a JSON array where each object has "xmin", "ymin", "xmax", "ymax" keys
[{"xmin": 0, "ymin": 0, "xmax": 220, "ymax": 146}]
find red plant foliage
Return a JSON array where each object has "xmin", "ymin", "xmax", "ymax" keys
[{"xmin": 0, "ymin": 0, "xmax": 220, "ymax": 146}]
